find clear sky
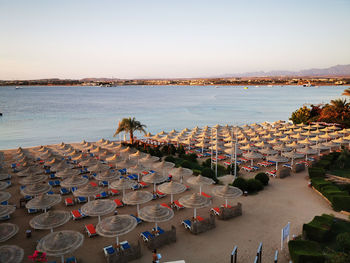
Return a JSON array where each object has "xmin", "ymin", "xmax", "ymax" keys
[{"xmin": 1, "ymin": 0, "xmax": 350, "ymax": 79}]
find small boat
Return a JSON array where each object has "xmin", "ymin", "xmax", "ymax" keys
[
  {"xmin": 15, "ymin": 86, "xmax": 22, "ymax": 89},
  {"xmin": 243, "ymin": 87, "xmax": 248, "ymax": 90}
]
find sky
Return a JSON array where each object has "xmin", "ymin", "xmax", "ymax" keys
[{"xmin": 0, "ymin": 0, "xmax": 350, "ymax": 79}]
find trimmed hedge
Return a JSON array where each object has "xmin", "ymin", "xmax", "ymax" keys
[
  {"xmin": 309, "ymin": 167, "xmax": 326, "ymax": 178},
  {"xmin": 303, "ymin": 215, "xmax": 334, "ymax": 242},
  {"xmin": 255, "ymin": 172, "xmax": 269, "ymax": 186},
  {"xmin": 288, "ymin": 240, "xmax": 325, "ymax": 263},
  {"xmin": 332, "ymin": 196, "xmax": 350, "ymax": 212}
]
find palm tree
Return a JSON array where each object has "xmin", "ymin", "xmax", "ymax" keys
[
  {"xmin": 342, "ymin": 88, "xmax": 350, "ymax": 97},
  {"xmin": 319, "ymin": 99, "xmax": 350, "ymax": 123},
  {"xmin": 113, "ymin": 117, "xmax": 147, "ymax": 144}
]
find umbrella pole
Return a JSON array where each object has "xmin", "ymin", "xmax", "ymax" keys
[
  {"xmin": 123, "ymin": 188, "xmax": 125, "ymax": 197},
  {"xmin": 234, "ymin": 138, "xmax": 237, "ymax": 179},
  {"xmin": 276, "ymin": 162, "xmax": 278, "ymax": 170},
  {"xmin": 98, "ymin": 216, "xmax": 101, "ymax": 223},
  {"xmin": 171, "ymin": 194, "xmax": 173, "ymax": 204},
  {"xmin": 61, "ymin": 255, "xmax": 64, "ymax": 263},
  {"xmin": 215, "ymin": 136, "xmax": 218, "ymax": 179},
  {"xmin": 199, "ymin": 185, "xmax": 202, "ymax": 194},
  {"xmin": 116, "ymin": 235, "xmax": 119, "ymax": 245},
  {"xmin": 225, "ymin": 199, "xmax": 228, "ymax": 207},
  {"xmin": 137, "ymin": 204, "xmax": 139, "ymax": 215},
  {"xmin": 153, "ymin": 183, "xmax": 156, "ymax": 193},
  {"xmin": 51, "ymin": 228, "xmax": 53, "ymax": 233},
  {"xmin": 291, "ymin": 158, "xmax": 294, "ymax": 166},
  {"xmin": 155, "ymin": 222, "xmax": 158, "ymax": 230},
  {"xmin": 194, "ymin": 208, "xmax": 197, "ymax": 219},
  {"xmin": 88, "ymin": 196, "xmax": 90, "ymax": 202}
]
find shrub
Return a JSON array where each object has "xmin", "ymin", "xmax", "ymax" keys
[
  {"xmin": 201, "ymin": 167, "xmax": 216, "ymax": 181},
  {"xmin": 309, "ymin": 167, "xmax": 326, "ymax": 178},
  {"xmin": 180, "ymin": 160, "xmax": 193, "ymax": 169},
  {"xmin": 288, "ymin": 240, "xmax": 325, "ymax": 263},
  {"xmin": 192, "ymin": 169, "xmax": 201, "ymax": 176},
  {"xmin": 182, "ymin": 153, "xmax": 198, "ymax": 163},
  {"xmin": 232, "ymin": 177, "xmax": 248, "ymax": 192},
  {"xmin": 336, "ymin": 232, "xmax": 350, "ymax": 253},
  {"xmin": 176, "ymin": 145, "xmax": 186, "ymax": 155},
  {"xmin": 332, "ymin": 196, "xmax": 350, "ymax": 212},
  {"xmin": 164, "ymin": 155, "xmax": 176, "ymax": 163},
  {"xmin": 246, "ymin": 179, "xmax": 263, "ymax": 193},
  {"xmin": 202, "ymin": 158, "xmax": 211, "ymax": 168},
  {"xmin": 327, "ymin": 252, "xmax": 350, "ymax": 263},
  {"xmin": 255, "ymin": 172, "xmax": 269, "ymax": 186},
  {"xmin": 315, "ymin": 160, "xmax": 331, "ymax": 170},
  {"xmin": 160, "ymin": 145, "xmax": 169, "ymax": 155},
  {"xmin": 303, "ymin": 215, "xmax": 334, "ymax": 242},
  {"xmin": 311, "ymin": 177, "xmax": 332, "ymax": 191}
]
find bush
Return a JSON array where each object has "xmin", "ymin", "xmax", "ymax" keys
[
  {"xmin": 336, "ymin": 232, "xmax": 350, "ymax": 253},
  {"xmin": 181, "ymin": 153, "xmax": 198, "ymax": 163},
  {"xmin": 180, "ymin": 160, "xmax": 193, "ymax": 169},
  {"xmin": 332, "ymin": 196, "xmax": 350, "ymax": 212},
  {"xmin": 309, "ymin": 167, "xmax": 326, "ymax": 178},
  {"xmin": 327, "ymin": 252, "xmax": 350, "ymax": 263},
  {"xmin": 202, "ymin": 158, "xmax": 211, "ymax": 168},
  {"xmin": 176, "ymin": 145, "xmax": 186, "ymax": 155},
  {"xmin": 201, "ymin": 167, "xmax": 217, "ymax": 183},
  {"xmin": 192, "ymin": 169, "xmax": 201, "ymax": 176},
  {"xmin": 246, "ymin": 179, "xmax": 263, "ymax": 193},
  {"xmin": 164, "ymin": 155, "xmax": 176, "ymax": 163},
  {"xmin": 288, "ymin": 240, "xmax": 325, "ymax": 263},
  {"xmin": 232, "ymin": 177, "xmax": 248, "ymax": 192},
  {"xmin": 315, "ymin": 160, "xmax": 331, "ymax": 170},
  {"xmin": 255, "ymin": 172, "xmax": 269, "ymax": 186},
  {"xmin": 311, "ymin": 177, "xmax": 332, "ymax": 191},
  {"xmin": 303, "ymin": 215, "xmax": 334, "ymax": 242}
]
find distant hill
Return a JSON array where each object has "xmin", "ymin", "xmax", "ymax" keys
[{"xmin": 217, "ymin": 64, "xmax": 350, "ymax": 78}]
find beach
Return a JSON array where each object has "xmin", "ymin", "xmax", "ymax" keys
[{"xmin": 1, "ymin": 141, "xmax": 347, "ymax": 263}]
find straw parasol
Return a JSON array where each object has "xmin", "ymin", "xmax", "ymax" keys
[
  {"xmin": 94, "ymin": 170, "xmax": 120, "ymax": 182},
  {"xmin": 298, "ymin": 138, "xmax": 314, "ymax": 145},
  {"xmin": 259, "ymin": 147, "xmax": 278, "ymax": 155},
  {"xmin": 61, "ymin": 176, "xmax": 88, "ymax": 188},
  {"xmin": 55, "ymin": 168, "xmax": 81, "ymax": 179},
  {"xmin": 169, "ymin": 167, "xmax": 193, "ymax": 183},
  {"xmin": 242, "ymin": 151, "xmax": 263, "ymax": 166},
  {"xmin": 80, "ymin": 199, "xmax": 116, "ymax": 222},
  {"xmin": 21, "ymin": 184, "xmax": 52, "ymax": 196},
  {"xmin": 26, "ymin": 194, "xmax": 62, "ymax": 212},
  {"xmin": 19, "ymin": 173, "xmax": 47, "ymax": 185},
  {"xmin": 0, "ymin": 173, "xmax": 11, "ymax": 181},
  {"xmin": 138, "ymin": 203, "xmax": 174, "ymax": 229},
  {"xmin": 0, "ymin": 205, "xmax": 16, "ymax": 218},
  {"xmin": 179, "ymin": 193, "xmax": 211, "ymax": 218},
  {"xmin": 127, "ymin": 163, "xmax": 147, "ymax": 181},
  {"xmin": 29, "ymin": 210, "xmax": 71, "ymax": 232},
  {"xmin": 0, "ymin": 245, "xmax": 24, "ymax": 263},
  {"xmin": 0, "ymin": 182, "xmax": 9, "ymax": 191},
  {"xmin": 273, "ymin": 143, "xmax": 292, "ymax": 152},
  {"xmin": 116, "ymin": 158, "xmax": 136, "ymax": 169},
  {"xmin": 298, "ymin": 146, "xmax": 317, "ymax": 160},
  {"xmin": 120, "ymin": 146, "xmax": 136, "ymax": 156},
  {"xmin": 139, "ymin": 155, "xmax": 160, "ymax": 167},
  {"xmin": 88, "ymin": 162, "xmax": 109, "ymax": 173},
  {"xmin": 153, "ymin": 161, "xmax": 175, "ymax": 176},
  {"xmin": 96, "ymin": 215, "xmax": 137, "ymax": 245},
  {"xmin": 122, "ymin": 191, "xmax": 153, "ymax": 214},
  {"xmin": 267, "ymin": 155, "xmax": 289, "ymax": 170},
  {"xmin": 72, "ymin": 184, "xmax": 103, "ymax": 201},
  {"xmin": 129, "ymin": 151, "xmax": 146, "ymax": 161},
  {"xmin": 51, "ymin": 161, "xmax": 74, "ymax": 172},
  {"xmin": 282, "ymin": 151, "xmax": 304, "ymax": 165},
  {"xmin": 0, "ymin": 223, "xmax": 19, "ymax": 242},
  {"xmin": 105, "ymin": 154, "xmax": 124, "ymax": 163},
  {"xmin": 158, "ymin": 181, "xmax": 187, "ymax": 203},
  {"xmin": 212, "ymin": 185, "xmax": 243, "ymax": 207},
  {"xmin": 16, "ymin": 166, "xmax": 42, "ymax": 177},
  {"xmin": 79, "ymin": 158, "xmax": 98, "ymax": 167},
  {"xmin": 142, "ymin": 173, "xmax": 168, "ymax": 192},
  {"xmin": 37, "ymin": 230, "xmax": 84, "ymax": 263},
  {"xmin": 110, "ymin": 178, "xmax": 137, "ymax": 197},
  {"xmin": 187, "ymin": 175, "xmax": 214, "ymax": 194}
]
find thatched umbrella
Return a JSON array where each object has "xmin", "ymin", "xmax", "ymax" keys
[
  {"xmin": 0, "ymin": 223, "xmax": 19, "ymax": 242},
  {"xmin": 169, "ymin": 167, "xmax": 193, "ymax": 183},
  {"xmin": 72, "ymin": 184, "xmax": 103, "ymax": 202},
  {"xmin": 0, "ymin": 173, "xmax": 11, "ymax": 181},
  {"xmin": 0, "ymin": 182, "xmax": 9, "ymax": 191},
  {"xmin": 267, "ymin": 155, "xmax": 289, "ymax": 170},
  {"xmin": 127, "ymin": 163, "xmax": 147, "ymax": 181},
  {"xmin": 179, "ymin": 193, "xmax": 211, "ymax": 218},
  {"xmin": 153, "ymin": 161, "xmax": 175, "ymax": 177},
  {"xmin": 0, "ymin": 205, "xmax": 16, "ymax": 218},
  {"xmin": 37, "ymin": 230, "xmax": 84, "ymax": 263},
  {"xmin": 50, "ymin": 161, "xmax": 74, "ymax": 172},
  {"xmin": 110, "ymin": 178, "xmax": 137, "ymax": 197},
  {"xmin": 105, "ymin": 154, "xmax": 124, "ymax": 164},
  {"xmin": 273, "ymin": 143, "xmax": 292, "ymax": 152},
  {"xmin": 0, "ymin": 192, "xmax": 11, "ymax": 203},
  {"xmin": 26, "ymin": 194, "xmax": 62, "ymax": 212},
  {"xmin": 259, "ymin": 147, "xmax": 278, "ymax": 156},
  {"xmin": 298, "ymin": 138, "xmax": 314, "ymax": 146},
  {"xmin": 61, "ymin": 176, "xmax": 88, "ymax": 189},
  {"xmin": 187, "ymin": 175, "xmax": 214, "ymax": 194},
  {"xmin": 139, "ymin": 155, "xmax": 160, "ymax": 168},
  {"xmin": 158, "ymin": 181, "xmax": 186, "ymax": 203},
  {"xmin": 88, "ymin": 162, "xmax": 109, "ymax": 173},
  {"xmin": 16, "ymin": 167, "xmax": 42, "ymax": 177},
  {"xmin": 120, "ymin": 146, "xmax": 136, "ymax": 157},
  {"xmin": 282, "ymin": 151, "xmax": 304, "ymax": 165},
  {"xmin": 21, "ymin": 184, "xmax": 52, "ymax": 196},
  {"xmin": 116, "ymin": 159, "xmax": 136, "ymax": 169},
  {"xmin": 55, "ymin": 168, "xmax": 81, "ymax": 179},
  {"xmin": 45, "ymin": 158, "xmax": 61, "ymax": 167},
  {"xmin": 142, "ymin": 173, "xmax": 168, "ymax": 192},
  {"xmin": 298, "ymin": 146, "xmax": 318, "ymax": 160},
  {"xmin": 81, "ymin": 199, "xmax": 116, "ymax": 223},
  {"xmin": 122, "ymin": 191, "xmax": 153, "ymax": 214},
  {"xmin": 29, "ymin": 210, "xmax": 71, "ymax": 232},
  {"xmin": 19, "ymin": 173, "xmax": 47, "ymax": 185},
  {"xmin": 243, "ymin": 151, "xmax": 263, "ymax": 166},
  {"xmin": 129, "ymin": 151, "xmax": 146, "ymax": 162},
  {"xmin": 286, "ymin": 141, "xmax": 301, "ymax": 150},
  {"xmin": 96, "ymin": 215, "xmax": 137, "ymax": 246},
  {"xmin": 212, "ymin": 185, "xmax": 243, "ymax": 206},
  {"xmin": 79, "ymin": 159, "xmax": 98, "ymax": 167},
  {"xmin": 94, "ymin": 170, "xmax": 120, "ymax": 182},
  {"xmin": 0, "ymin": 245, "xmax": 24, "ymax": 263},
  {"xmin": 138, "ymin": 204, "xmax": 174, "ymax": 229}
]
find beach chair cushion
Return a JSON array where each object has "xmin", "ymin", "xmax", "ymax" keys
[
  {"xmin": 182, "ymin": 219, "xmax": 191, "ymax": 229},
  {"xmin": 76, "ymin": 196, "xmax": 87, "ymax": 203},
  {"xmin": 201, "ymin": 192, "xmax": 212, "ymax": 199},
  {"xmin": 120, "ymin": 241, "xmax": 131, "ymax": 250},
  {"xmin": 109, "ymin": 189, "xmax": 119, "ymax": 195},
  {"xmin": 173, "ymin": 200, "xmax": 184, "ymax": 210},
  {"xmin": 141, "ymin": 231, "xmax": 155, "ymax": 242},
  {"xmin": 160, "ymin": 203, "xmax": 171, "ymax": 209},
  {"xmin": 71, "ymin": 210, "xmax": 82, "ymax": 220},
  {"xmin": 211, "ymin": 207, "xmax": 220, "ymax": 216},
  {"xmin": 65, "ymin": 198, "xmax": 74, "ymax": 206},
  {"xmin": 65, "ymin": 256, "xmax": 77, "ymax": 263},
  {"xmin": 60, "ymin": 188, "xmax": 69, "ymax": 195},
  {"xmin": 85, "ymin": 224, "xmax": 97, "ymax": 237},
  {"xmin": 103, "ymin": 245, "xmax": 116, "ymax": 256},
  {"xmin": 113, "ymin": 199, "xmax": 124, "ymax": 207},
  {"xmin": 130, "ymin": 214, "xmax": 142, "ymax": 224}
]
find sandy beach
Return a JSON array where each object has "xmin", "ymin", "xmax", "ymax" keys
[{"xmin": 1, "ymin": 141, "xmax": 347, "ymax": 263}]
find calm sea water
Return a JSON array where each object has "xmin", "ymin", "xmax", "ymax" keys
[{"xmin": 0, "ymin": 85, "xmax": 348, "ymax": 150}]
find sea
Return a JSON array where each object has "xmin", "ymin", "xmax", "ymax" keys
[{"xmin": 0, "ymin": 85, "xmax": 348, "ymax": 150}]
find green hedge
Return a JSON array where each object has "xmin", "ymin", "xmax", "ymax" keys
[
  {"xmin": 332, "ymin": 196, "xmax": 350, "ymax": 212},
  {"xmin": 303, "ymin": 215, "xmax": 334, "ymax": 242},
  {"xmin": 309, "ymin": 167, "xmax": 326, "ymax": 178},
  {"xmin": 288, "ymin": 240, "xmax": 325, "ymax": 263},
  {"xmin": 311, "ymin": 177, "xmax": 332, "ymax": 191}
]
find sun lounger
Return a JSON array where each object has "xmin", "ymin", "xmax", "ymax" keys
[
  {"xmin": 211, "ymin": 207, "xmax": 220, "ymax": 216},
  {"xmin": 113, "ymin": 199, "xmax": 124, "ymax": 208},
  {"xmin": 138, "ymin": 181, "xmax": 148, "ymax": 188},
  {"xmin": 95, "ymin": 191, "xmax": 108, "ymax": 199},
  {"xmin": 132, "ymin": 184, "xmax": 140, "ymax": 191},
  {"xmin": 76, "ymin": 196, "xmax": 87, "ymax": 203},
  {"xmin": 141, "ymin": 231, "xmax": 155, "ymax": 242},
  {"xmin": 1, "ymin": 201, "xmax": 8, "ymax": 205},
  {"xmin": 196, "ymin": 215, "xmax": 204, "ymax": 221},
  {"xmin": 266, "ymin": 170, "xmax": 277, "ymax": 177},
  {"xmin": 71, "ymin": 210, "xmax": 82, "ymax": 220},
  {"xmin": 182, "ymin": 219, "xmax": 191, "ymax": 229},
  {"xmin": 239, "ymin": 158, "xmax": 248, "ymax": 163},
  {"xmin": 130, "ymin": 214, "xmax": 142, "ymax": 224},
  {"xmin": 99, "ymin": 181, "xmax": 109, "ymax": 187},
  {"xmin": 60, "ymin": 188, "xmax": 70, "ymax": 195},
  {"xmin": 283, "ymin": 163, "xmax": 292, "ymax": 169},
  {"xmin": 103, "ymin": 245, "xmax": 116, "ymax": 256},
  {"xmin": 85, "ymin": 224, "xmax": 97, "ymax": 237},
  {"xmin": 65, "ymin": 256, "xmax": 77, "ymax": 263},
  {"xmin": 242, "ymin": 166, "xmax": 254, "ymax": 172},
  {"xmin": 173, "ymin": 200, "xmax": 184, "ymax": 210},
  {"xmin": 28, "ymin": 208, "xmax": 38, "ymax": 214},
  {"xmin": 201, "ymin": 192, "xmax": 212, "ymax": 199},
  {"xmin": 127, "ymin": 174, "xmax": 138, "ymax": 180},
  {"xmin": 49, "ymin": 173, "xmax": 56, "ymax": 179},
  {"xmin": 152, "ymin": 226, "xmax": 165, "ymax": 235},
  {"xmin": 89, "ymin": 182, "xmax": 97, "ymax": 187},
  {"xmin": 252, "ymin": 166, "xmax": 260, "ymax": 170},
  {"xmin": 54, "ymin": 180, "xmax": 60, "ymax": 186},
  {"xmin": 65, "ymin": 198, "xmax": 74, "ymax": 206},
  {"xmin": 156, "ymin": 190, "xmax": 166, "ymax": 198},
  {"xmin": 120, "ymin": 240, "xmax": 131, "ymax": 250},
  {"xmin": 160, "ymin": 203, "xmax": 172, "ymax": 209},
  {"xmin": 48, "ymin": 181, "xmax": 55, "ymax": 187},
  {"xmin": 108, "ymin": 189, "xmax": 119, "ymax": 196}
]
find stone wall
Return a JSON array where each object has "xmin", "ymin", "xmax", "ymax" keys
[
  {"xmin": 145, "ymin": 225, "xmax": 176, "ymax": 250},
  {"xmin": 191, "ymin": 214, "xmax": 216, "ymax": 235},
  {"xmin": 292, "ymin": 163, "xmax": 305, "ymax": 173},
  {"xmin": 218, "ymin": 202, "xmax": 242, "ymax": 220},
  {"xmin": 277, "ymin": 168, "xmax": 290, "ymax": 178},
  {"xmin": 106, "ymin": 241, "xmax": 142, "ymax": 263}
]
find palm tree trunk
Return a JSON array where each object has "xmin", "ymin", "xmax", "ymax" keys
[{"xmin": 130, "ymin": 131, "xmax": 134, "ymax": 144}]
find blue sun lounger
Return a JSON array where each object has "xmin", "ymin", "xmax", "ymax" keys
[
  {"xmin": 152, "ymin": 226, "xmax": 165, "ymax": 235},
  {"xmin": 130, "ymin": 214, "xmax": 142, "ymax": 224},
  {"xmin": 120, "ymin": 241, "xmax": 131, "ymax": 250},
  {"xmin": 140, "ymin": 231, "xmax": 155, "ymax": 242},
  {"xmin": 103, "ymin": 245, "xmax": 116, "ymax": 256},
  {"xmin": 182, "ymin": 219, "xmax": 191, "ymax": 229}
]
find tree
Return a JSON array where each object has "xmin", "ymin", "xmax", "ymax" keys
[
  {"xmin": 290, "ymin": 106, "xmax": 311, "ymax": 124},
  {"xmin": 113, "ymin": 117, "xmax": 147, "ymax": 144},
  {"xmin": 319, "ymin": 99, "xmax": 350, "ymax": 124},
  {"xmin": 342, "ymin": 88, "xmax": 350, "ymax": 97}
]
